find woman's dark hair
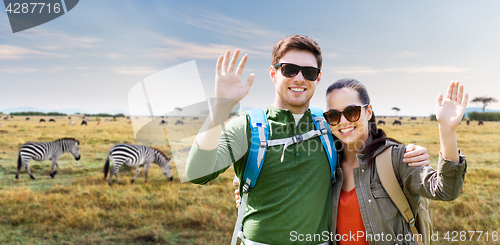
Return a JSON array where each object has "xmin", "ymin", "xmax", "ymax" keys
[{"xmin": 326, "ymin": 78, "xmax": 401, "ymax": 160}]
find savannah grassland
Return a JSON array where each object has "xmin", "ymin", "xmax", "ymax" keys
[{"xmin": 0, "ymin": 116, "xmax": 498, "ymax": 244}]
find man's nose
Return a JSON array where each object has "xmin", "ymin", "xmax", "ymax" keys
[{"xmin": 294, "ymin": 70, "xmax": 306, "ymax": 82}]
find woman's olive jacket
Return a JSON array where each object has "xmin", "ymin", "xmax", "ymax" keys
[{"xmin": 331, "ymin": 138, "xmax": 467, "ymax": 245}]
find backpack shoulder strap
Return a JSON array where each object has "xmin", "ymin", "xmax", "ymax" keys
[
  {"xmin": 309, "ymin": 106, "xmax": 337, "ymax": 180},
  {"xmin": 242, "ymin": 109, "xmax": 269, "ymax": 191},
  {"xmin": 376, "ymin": 146, "xmax": 424, "ymax": 245},
  {"xmin": 232, "ymin": 109, "xmax": 269, "ymax": 245}
]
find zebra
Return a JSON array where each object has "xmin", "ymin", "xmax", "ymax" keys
[
  {"xmin": 15, "ymin": 138, "xmax": 81, "ymax": 180},
  {"xmin": 103, "ymin": 144, "xmax": 173, "ymax": 185}
]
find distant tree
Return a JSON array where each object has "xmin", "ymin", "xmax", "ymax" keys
[
  {"xmin": 175, "ymin": 107, "xmax": 183, "ymax": 117},
  {"xmin": 392, "ymin": 107, "xmax": 400, "ymax": 117},
  {"xmin": 471, "ymin": 96, "xmax": 498, "ymax": 112},
  {"xmin": 47, "ymin": 112, "xmax": 67, "ymax": 116}
]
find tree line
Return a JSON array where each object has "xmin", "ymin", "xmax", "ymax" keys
[
  {"xmin": 84, "ymin": 113, "xmax": 125, "ymax": 117},
  {"xmin": 468, "ymin": 112, "xmax": 500, "ymax": 121},
  {"xmin": 10, "ymin": 112, "xmax": 67, "ymax": 116},
  {"xmin": 7, "ymin": 112, "xmax": 126, "ymax": 117}
]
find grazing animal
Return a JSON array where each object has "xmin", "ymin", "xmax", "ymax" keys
[
  {"xmin": 26, "ymin": 117, "xmax": 30, "ymax": 121},
  {"xmin": 393, "ymin": 120, "xmax": 402, "ymax": 126},
  {"xmin": 466, "ymin": 120, "xmax": 470, "ymax": 126},
  {"xmin": 193, "ymin": 117, "xmax": 199, "ymax": 120},
  {"xmin": 97, "ymin": 121, "xmax": 101, "ymax": 125},
  {"xmin": 159, "ymin": 119, "xmax": 167, "ymax": 125},
  {"xmin": 104, "ymin": 144, "xmax": 173, "ymax": 185},
  {"xmin": 69, "ymin": 121, "xmax": 75, "ymax": 126},
  {"xmin": 15, "ymin": 138, "xmax": 81, "ymax": 180},
  {"xmin": 175, "ymin": 120, "xmax": 184, "ymax": 126},
  {"xmin": 39, "ymin": 119, "xmax": 46, "ymax": 123},
  {"xmin": 410, "ymin": 117, "xmax": 417, "ymax": 120},
  {"xmin": 399, "ymin": 117, "xmax": 403, "ymax": 120},
  {"xmin": 128, "ymin": 120, "xmax": 132, "ymax": 124},
  {"xmin": 377, "ymin": 120, "xmax": 385, "ymax": 125},
  {"xmin": 0, "ymin": 130, "xmax": 8, "ymax": 133},
  {"xmin": 68, "ymin": 117, "xmax": 72, "ymax": 119},
  {"xmin": 478, "ymin": 121, "xmax": 484, "ymax": 126},
  {"xmin": 49, "ymin": 119, "xmax": 56, "ymax": 122},
  {"xmin": 4, "ymin": 117, "xmax": 8, "ymax": 120},
  {"xmin": 81, "ymin": 120, "xmax": 87, "ymax": 126},
  {"xmin": 10, "ymin": 116, "xmax": 13, "ymax": 118}
]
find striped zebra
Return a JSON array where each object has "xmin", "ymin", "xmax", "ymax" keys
[
  {"xmin": 15, "ymin": 138, "xmax": 81, "ymax": 180},
  {"xmin": 104, "ymin": 144, "xmax": 173, "ymax": 185}
]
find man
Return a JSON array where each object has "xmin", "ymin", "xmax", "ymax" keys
[{"xmin": 186, "ymin": 35, "xmax": 429, "ymax": 244}]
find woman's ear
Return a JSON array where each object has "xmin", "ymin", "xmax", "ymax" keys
[{"xmin": 367, "ymin": 104, "xmax": 373, "ymax": 121}]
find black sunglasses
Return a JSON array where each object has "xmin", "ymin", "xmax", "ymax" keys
[
  {"xmin": 273, "ymin": 63, "xmax": 321, "ymax": 81},
  {"xmin": 323, "ymin": 104, "xmax": 369, "ymax": 126}
]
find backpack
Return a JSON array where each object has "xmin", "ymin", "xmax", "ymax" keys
[
  {"xmin": 376, "ymin": 146, "xmax": 433, "ymax": 245},
  {"xmin": 231, "ymin": 106, "xmax": 337, "ymax": 245}
]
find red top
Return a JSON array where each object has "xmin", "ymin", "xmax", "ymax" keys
[{"xmin": 336, "ymin": 188, "xmax": 369, "ymax": 245}]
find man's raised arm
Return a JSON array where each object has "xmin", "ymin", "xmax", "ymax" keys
[{"xmin": 185, "ymin": 49, "xmax": 255, "ymax": 181}]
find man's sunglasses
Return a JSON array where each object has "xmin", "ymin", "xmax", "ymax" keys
[
  {"xmin": 323, "ymin": 104, "xmax": 369, "ymax": 126},
  {"xmin": 273, "ymin": 63, "xmax": 321, "ymax": 81}
]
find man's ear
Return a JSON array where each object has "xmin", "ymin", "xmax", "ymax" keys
[
  {"xmin": 316, "ymin": 72, "xmax": 322, "ymax": 84},
  {"xmin": 270, "ymin": 66, "xmax": 277, "ymax": 84}
]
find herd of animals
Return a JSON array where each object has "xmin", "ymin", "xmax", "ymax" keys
[
  {"xmin": 3, "ymin": 115, "xmax": 485, "ymax": 185},
  {"xmin": 14, "ymin": 137, "xmax": 174, "ymax": 185},
  {"xmin": 2, "ymin": 116, "xmax": 179, "ymax": 185}
]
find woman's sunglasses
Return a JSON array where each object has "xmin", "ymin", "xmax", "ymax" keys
[
  {"xmin": 273, "ymin": 63, "xmax": 321, "ymax": 81},
  {"xmin": 323, "ymin": 104, "xmax": 369, "ymax": 126}
]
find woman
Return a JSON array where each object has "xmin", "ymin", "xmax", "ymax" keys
[
  {"xmin": 324, "ymin": 79, "xmax": 467, "ymax": 244},
  {"xmin": 235, "ymin": 79, "xmax": 467, "ymax": 244}
]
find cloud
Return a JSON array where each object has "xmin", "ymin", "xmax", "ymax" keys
[
  {"xmin": 24, "ymin": 31, "xmax": 100, "ymax": 50},
  {"xmin": 106, "ymin": 53, "xmax": 126, "ymax": 60},
  {"xmin": 329, "ymin": 66, "xmax": 379, "ymax": 75},
  {"xmin": 0, "ymin": 29, "xmax": 100, "ymax": 60},
  {"xmin": 329, "ymin": 66, "xmax": 471, "ymax": 75},
  {"xmin": 152, "ymin": 36, "xmax": 268, "ymax": 60},
  {"xmin": 386, "ymin": 66, "xmax": 471, "ymax": 73},
  {"xmin": 0, "ymin": 45, "xmax": 66, "ymax": 59},
  {"xmin": 323, "ymin": 53, "xmax": 342, "ymax": 59},
  {"xmin": 111, "ymin": 67, "xmax": 160, "ymax": 76},
  {"xmin": 0, "ymin": 66, "xmax": 38, "ymax": 73},
  {"xmin": 395, "ymin": 51, "xmax": 424, "ymax": 58},
  {"xmin": 170, "ymin": 9, "xmax": 283, "ymax": 43}
]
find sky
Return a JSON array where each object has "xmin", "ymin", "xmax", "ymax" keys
[{"xmin": 1, "ymin": 0, "xmax": 500, "ymax": 116}]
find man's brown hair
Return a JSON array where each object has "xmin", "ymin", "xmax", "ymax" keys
[{"xmin": 271, "ymin": 35, "xmax": 322, "ymax": 69}]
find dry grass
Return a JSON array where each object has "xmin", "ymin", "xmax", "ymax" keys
[{"xmin": 0, "ymin": 116, "xmax": 498, "ymax": 244}]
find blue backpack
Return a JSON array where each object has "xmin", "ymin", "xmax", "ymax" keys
[{"xmin": 231, "ymin": 106, "xmax": 337, "ymax": 245}]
